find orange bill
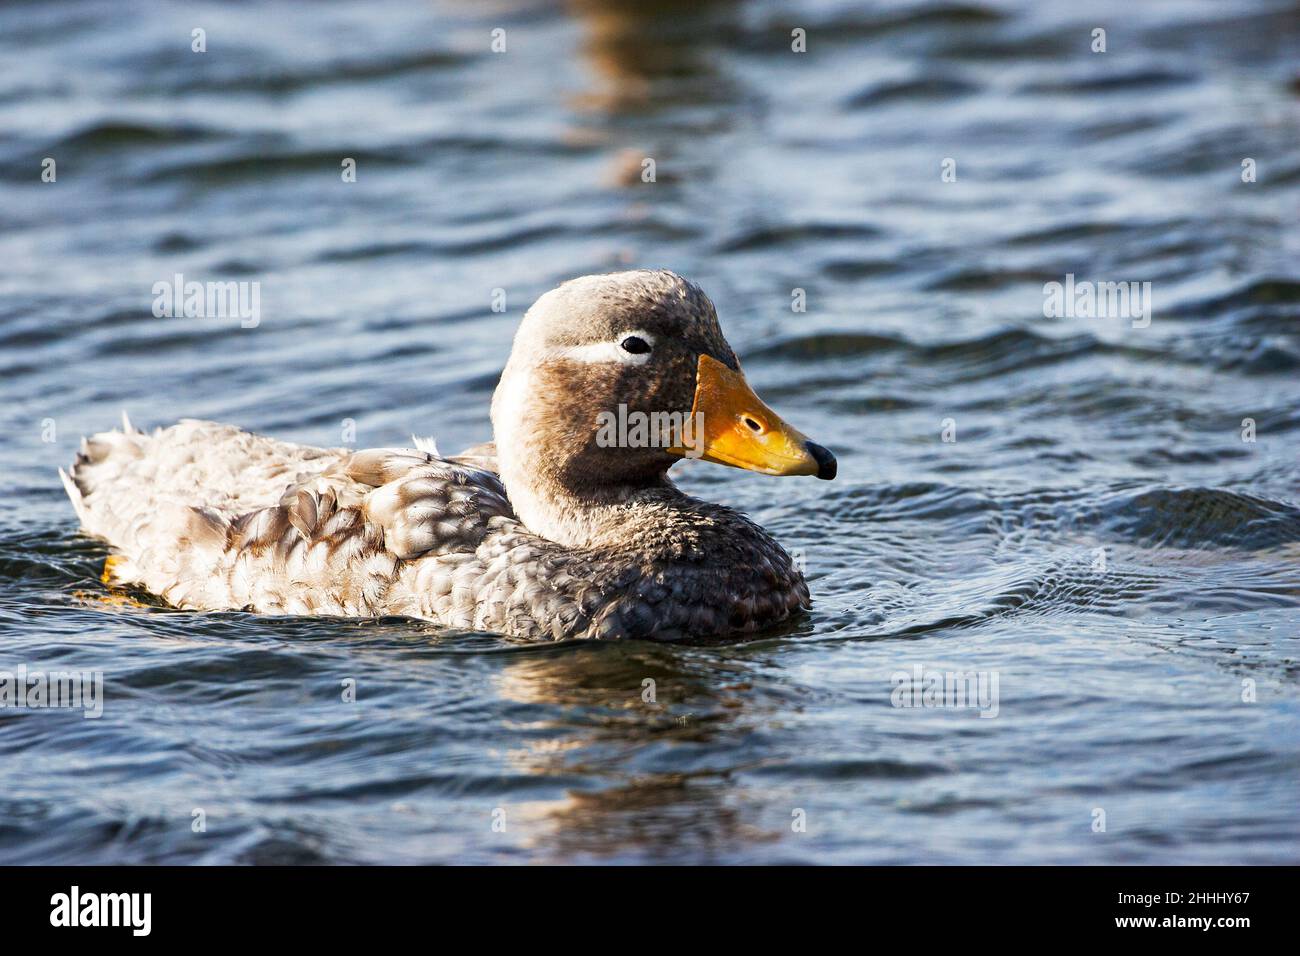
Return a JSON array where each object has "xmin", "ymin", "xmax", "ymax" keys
[{"xmin": 669, "ymin": 354, "xmax": 836, "ymax": 479}]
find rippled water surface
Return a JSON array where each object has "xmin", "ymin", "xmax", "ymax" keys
[{"xmin": 2, "ymin": 0, "xmax": 1298, "ymax": 864}]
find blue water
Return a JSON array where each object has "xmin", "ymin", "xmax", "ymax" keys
[{"xmin": 1, "ymin": 0, "xmax": 1298, "ymax": 864}]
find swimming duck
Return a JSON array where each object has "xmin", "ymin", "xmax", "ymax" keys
[{"xmin": 62, "ymin": 270, "xmax": 836, "ymax": 641}]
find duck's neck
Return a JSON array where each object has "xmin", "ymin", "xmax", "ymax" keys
[
  {"xmin": 498, "ymin": 452, "xmax": 674, "ymax": 549},
  {"xmin": 491, "ymin": 359, "xmax": 680, "ymax": 549}
]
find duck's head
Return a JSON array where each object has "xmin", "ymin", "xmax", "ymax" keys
[{"xmin": 491, "ymin": 270, "xmax": 836, "ymax": 544}]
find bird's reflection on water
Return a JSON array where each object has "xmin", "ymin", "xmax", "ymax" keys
[{"xmin": 491, "ymin": 640, "xmax": 791, "ymax": 859}]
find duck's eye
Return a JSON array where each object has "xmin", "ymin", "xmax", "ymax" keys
[{"xmin": 620, "ymin": 336, "xmax": 651, "ymax": 355}]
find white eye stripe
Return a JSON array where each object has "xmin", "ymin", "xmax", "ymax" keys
[{"xmin": 551, "ymin": 329, "xmax": 656, "ymax": 366}]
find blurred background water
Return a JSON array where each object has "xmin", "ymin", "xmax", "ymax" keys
[{"xmin": 1, "ymin": 0, "xmax": 1298, "ymax": 864}]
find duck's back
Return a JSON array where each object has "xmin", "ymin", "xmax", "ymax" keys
[{"xmin": 62, "ymin": 418, "xmax": 518, "ymax": 620}]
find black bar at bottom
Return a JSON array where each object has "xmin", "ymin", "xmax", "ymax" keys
[{"xmin": 0, "ymin": 865, "xmax": 1288, "ymax": 941}]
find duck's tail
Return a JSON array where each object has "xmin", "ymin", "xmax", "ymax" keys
[{"xmin": 61, "ymin": 411, "xmax": 152, "ymax": 544}]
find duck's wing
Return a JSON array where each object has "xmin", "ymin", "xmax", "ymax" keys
[
  {"xmin": 62, "ymin": 419, "xmax": 514, "ymax": 616},
  {"xmin": 331, "ymin": 447, "xmax": 512, "ymax": 560}
]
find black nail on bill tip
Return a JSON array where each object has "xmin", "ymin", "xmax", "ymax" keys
[{"xmin": 806, "ymin": 441, "xmax": 837, "ymax": 480}]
